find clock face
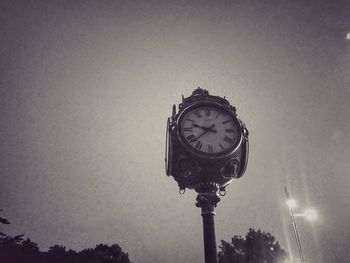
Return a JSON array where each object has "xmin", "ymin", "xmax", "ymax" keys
[{"xmin": 179, "ymin": 104, "xmax": 241, "ymax": 156}]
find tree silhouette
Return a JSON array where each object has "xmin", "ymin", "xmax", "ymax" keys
[
  {"xmin": 0, "ymin": 210, "xmax": 132, "ymax": 263},
  {"xmin": 0, "ymin": 209, "xmax": 10, "ymax": 225},
  {"xmin": 80, "ymin": 244, "xmax": 131, "ymax": 263},
  {"xmin": 46, "ymin": 245, "xmax": 69, "ymax": 263},
  {"xmin": 0, "ymin": 238, "xmax": 132, "ymax": 263},
  {"xmin": 218, "ymin": 228, "xmax": 287, "ymax": 263}
]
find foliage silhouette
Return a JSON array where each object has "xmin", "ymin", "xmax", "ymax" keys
[
  {"xmin": 0, "ymin": 237, "xmax": 132, "ymax": 263},
  {"xmin": 218, "ymin": 228, "xmax": 287, "ymax": 263},
  {"xmin": 0, "ymin": 210, "xmax": 132, "ymax": 263},
  {"xmin": 0, "ymin": 209, "xmax": 10, "ymax": 225}
]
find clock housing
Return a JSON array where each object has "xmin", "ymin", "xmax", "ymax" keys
[{"xmin": 165, "ymin": 88, "xmax": 249, "ymax": 194}]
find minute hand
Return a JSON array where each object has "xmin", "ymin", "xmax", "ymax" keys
[
  {"xmin": 193, "ymin": 124, "xmax": 216, "ymax": 141},
  {"xmin": 193, "ymin": 123, "xmax": 215, "ymax": 130}
]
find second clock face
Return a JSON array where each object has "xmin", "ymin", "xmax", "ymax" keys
[{"xmin": 179, "ymin": 105, "xmax": 240, "ymax": 155}]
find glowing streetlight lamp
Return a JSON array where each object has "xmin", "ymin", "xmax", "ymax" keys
[
  {"xmin": 286, "ymin": 199, "xmax": 297, "ymax": 209},
  {"xmin": 284, "ymin": 186, "xmax": 304, "ymax": 263},
  {"xmin": 294, "ymin": 209, "xmax": 318, "ymax": 221},
  {"xmin": 284, "ymin": 186, "xmax": 318, "ymax": 263},
  {"xmin": 303, "ymin": 209, "xmax": 318, "ymax": 221}
]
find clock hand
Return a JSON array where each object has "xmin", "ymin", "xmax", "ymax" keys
[
  {"xmin": 191, "ymin": 124, "xmax": 217, "ymax": 142},
  {"xmin": 193, "ymin": 123, "xmax": 217, "ymax": 132},
  {"xmin": 193, "ymin": 123, "xmax": 209, "ymax": 129}
]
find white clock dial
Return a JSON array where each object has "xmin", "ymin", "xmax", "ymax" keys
[{"xmin": 180, "ymin": 105, "xmax": 240, "ymax": 155}]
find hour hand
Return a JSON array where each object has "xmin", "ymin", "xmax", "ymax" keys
[
  {"xmin": 192, "ymin": 123, "xmax": 207, "ymax": 129},
  {"xmin": 193, "ymin": 123, "xmax": 214, "ymax": 130},
  {"xmin": 193, "ymin": 123, "xmax": 217, "ymax": 133}
]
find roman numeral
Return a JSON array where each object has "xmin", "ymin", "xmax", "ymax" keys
[
  {"xmin": 184, "ymin": 127, "xmax": 193, "ymax": 132},
  {"xmin": 194, "ymin": 111, "xmax": 202, "ymax": 118},
  {"xmin": 195, "ymin": 141, "xmax": 203, "ymax": 150},
  {"xmin": 205, "ymin": 109, "xmax": 211, "ymax": 116},
  {"xmin": 225, "ymin": 129, "xmax": 234, "ymax": 133},
  {"xmin": 187, "ymin": 118, "xmax": 195, "ymax": 122},
  {"xmin": 208, "ymin": 144, "xmax": 213, "ymax": 153},
  {"xmin": 222, "ymin": 120, "xmax": 231, "ymax": 124},
  {"xmin": 224, "ymin": 136, "xmax": 233, "ymax": 144},
  {"xmin": 219, "ymin": 143, "xmax": 225, "ymax": 150},
  {"xmin": 215, "ymin": 112, "xmax": 221, "ymax": 119}
]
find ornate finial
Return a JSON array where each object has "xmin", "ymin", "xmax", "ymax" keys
[
  {"xmin": 192, "ymin": 87, "xmax": 209, "ymax": 96},
  {"xmin": 172, "ymin": 104, "xmax": 176, "ymax": 117}
]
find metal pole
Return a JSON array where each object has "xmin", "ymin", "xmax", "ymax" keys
[
  {"xmin": 196, "ymin": 192, "xmax": 220, "ymax": 263},
  {"xmin": 285, "ymin": 186, "xmax": 305, "ymax": 262}
]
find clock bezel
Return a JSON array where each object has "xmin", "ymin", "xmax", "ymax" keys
[
  {"xmin": 165, "ymin": 118, "xmax": 172, "ymax": 176},
  {"xmin": 177, "ymin": 102, "xmax": 243, "ymax": 159}
]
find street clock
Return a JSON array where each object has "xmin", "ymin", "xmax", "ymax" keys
[{"xmin": 165, "ymin": 88, "xmax": 249, "ymax": 194}]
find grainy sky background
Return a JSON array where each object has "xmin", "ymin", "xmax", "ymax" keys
[{"xmin": 0, "ymin": 1, "xmax": 349, "ymax": 262}]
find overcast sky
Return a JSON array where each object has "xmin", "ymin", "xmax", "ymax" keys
[{"xmin": 1, "ymin": 1, "xmax": 349, "ymax": 262}]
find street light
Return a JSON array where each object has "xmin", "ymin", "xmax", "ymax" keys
[
  {"xmin": 295, "ymin": 209, "xmax": 318, "ymax": 221},
  {"xmin": 286, "ymin": 199, "xmax": 297, "ymax": 209},
  {"xmin": 284, "ymin": 186, "xmax": 304, "ymax": 263},
  {"xmin": 287, "ymin": 206, "xmax": 318, "ymax": 221},
  {"xmin": 284, "ymin": 187, "xmax": 318, "ymax": 262}
]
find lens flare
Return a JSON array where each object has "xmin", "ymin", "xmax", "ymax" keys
[{"xmin": 304, "ymin": 209, "xmax": 318, "ymax": 221}]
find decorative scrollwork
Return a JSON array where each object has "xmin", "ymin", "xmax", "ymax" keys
[
  {"xmin": 220, "ymin": 159, "xmax": 240, "ymax": 179},
  {"xmin": 178, "ymin": 157, "xmax": 201, "ymax": 178},
  {"xmin": 178, "ymin": 87, "xmax": 232, "ymax": 114},
  {"xmin": 219, "ymin": 187, "xmax": 226, "ymax": 196},
  {"xmin": 194, "ymin": 181, "xmax": 220, "ymax": 193},
  {"xmin": 242, "ymin": 126, "xmax": 249, "ymax": 138}
]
